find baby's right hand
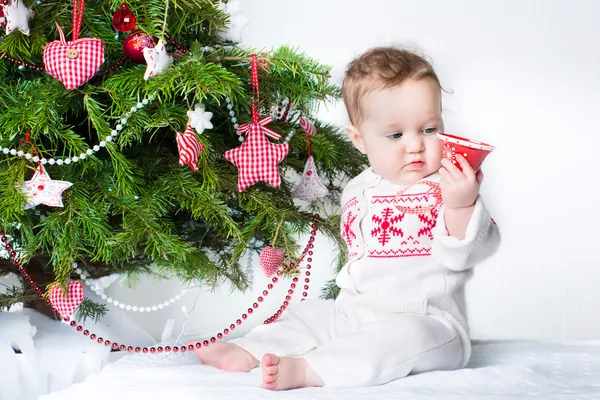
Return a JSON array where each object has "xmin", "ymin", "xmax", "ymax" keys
[{"xmin": 438, "ymin": 154, "xmax": 482, "ymax": 210}]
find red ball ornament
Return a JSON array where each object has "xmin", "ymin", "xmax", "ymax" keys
[
  {"xmin": 112, "ymin": 3, "xmax": 136, "ymax": 32},
  {"xmin": 122, "ymin": 30, "xmax": 158, "ymax": 64}
]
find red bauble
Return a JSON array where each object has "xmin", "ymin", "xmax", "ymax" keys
[
  {"xmin": 112, "ymin": 3, "xmax": 136, "ymax": 32},
  {"xmin": 122, "ymin": 30, "xmax": 158, "ymax": 64}
]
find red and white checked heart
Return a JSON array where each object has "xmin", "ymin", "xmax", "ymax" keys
[
  {"xmin": 43, "ymin": 26, "xmax": 104, "ymax": 90},
  {"xmin": 259, "ymin": 246, "xmax": 284, "ymax": 277},
  {"xmin": 42, "ymin": 0, "xmax": 104, "ymax": 90},
  {"xmin": 49, "ymin": 281, "xmax": 84, "ymax": 318}
]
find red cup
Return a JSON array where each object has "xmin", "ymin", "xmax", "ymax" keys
[{"xmin": 437, "ymin": 133, "xmax": 495, "ymax": 172}]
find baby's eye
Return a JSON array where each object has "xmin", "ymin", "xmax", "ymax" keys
[
  {"xmin": 388, "ymin": 132, "xmax": 403, "ymax": 140},
  {"xmin": 422, "ymin": 127, "xmax": 437, "ymax": 135}
]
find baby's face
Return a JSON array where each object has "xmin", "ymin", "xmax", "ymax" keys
[{"xmin": 351, "ymin": 78, "xmax": 444, "ymax": 186}]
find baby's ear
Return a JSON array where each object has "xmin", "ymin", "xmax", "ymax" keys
[{"xmin": 345, "ymin": 124, "xmax": 367, "ymax": 154}]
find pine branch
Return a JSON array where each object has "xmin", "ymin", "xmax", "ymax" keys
[
  {"xmin": 74, "ymin": 298, "xmax": 107, "ymax": 324},
  {"xmin": 0, "ymin": 285, "xmax": 40, "ymax": 311}
]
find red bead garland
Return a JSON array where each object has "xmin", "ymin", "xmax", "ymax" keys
[
  {"xmin": 0, "ymin": 51, "xmax": 127, "ymax": 76},
  {"xmin": 2, "ymin": 214, "xmax": 319, "ymax": 354}
]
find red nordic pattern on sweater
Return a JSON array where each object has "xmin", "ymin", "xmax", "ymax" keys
[
  {"xmin": 367, "ymin": 182, "xmax": 441, "ymax": 258},
  {"xmin": 341, "ymin": 197, "xmax": 360, "ymax": 259},
  {"xmin": 368, "ymin": 247, "xmax": 432, "ymax": 258},
  {"xmin": 417, "ymin": 207, "xmax": 438, "ymax": 240},
  {"xmin": 371, "ymin": 206, "xmax": 404, "ymax": 246}
]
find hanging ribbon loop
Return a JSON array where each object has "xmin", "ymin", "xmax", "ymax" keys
[
  {"xmin": 237, "ymin": 116, "xmax": 281, "ymax": 140},
  {"xmin": 250, "ymin": 54, "xmax": 260, "ymax": 124},
  {"xmin": 72, "ymin": 0, "xmax": 85, "ymax": 41}
]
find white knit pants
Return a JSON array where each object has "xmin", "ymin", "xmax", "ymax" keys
[{"xmin": 229, "ymin": 297, "xmax": 463, "ymax": 387}]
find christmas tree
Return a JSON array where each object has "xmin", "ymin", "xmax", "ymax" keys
[{"xmin": 0, "ymin": 0, "xmax": 366, "ymax": 322}]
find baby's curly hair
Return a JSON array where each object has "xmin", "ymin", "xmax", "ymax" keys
[{"xmin": 342, "ymin": 47, "xmax": 441, "ymax": 126}]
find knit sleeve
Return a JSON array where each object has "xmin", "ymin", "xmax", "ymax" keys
[{"xmin": 431, "ymin": 196, "xmax": 501, "ymax": 271}]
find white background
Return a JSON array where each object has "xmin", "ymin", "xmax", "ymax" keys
[
  {"xmin": 6, "ymin": 0, "xmax": 600, "ymax": 343},
  {"xmin": 109, "ymin": 0, "xmax": 600, "ymax": 342}
]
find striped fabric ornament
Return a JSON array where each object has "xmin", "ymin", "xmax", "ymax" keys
[
  {"xmin": 49, "ymin": 281, "xmax": 84, "ymax": 318},
  {"xmin": 299, "ymin": 117, "xmax": 317, "ymax": 136},
  {"xmin": 177, "ymin": 124, "xmax": 204, "ymax": 171},
  {"xmin": 43, "ymin": 0, "xmax": 104, "ymax": 90}
]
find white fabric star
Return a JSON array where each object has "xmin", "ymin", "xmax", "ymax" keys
[
  {"xmin": 143, "ymin": 40, "xmax": 173, "ymax": 80},
  {"xmin": 187, "ymin": 103, "xmax": 214, "ymax": 134},
  {"xmin": 217, "ymin": 0, "xmax": 248, "ymax": 43},
  {"xmin": 21, "ymin": 166, "xmax": 72, "ymax": 209},
  {"xmin": 3, "ymin": 0, "xmax": 34, "ymax": 36}
]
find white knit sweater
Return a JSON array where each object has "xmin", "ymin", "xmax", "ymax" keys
[{"xmin": 336, "ymin": 168, "xmax": 501, "ymax": 366}]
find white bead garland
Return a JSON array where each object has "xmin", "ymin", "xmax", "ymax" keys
[
  {"xmin": 72, "ymin": 261, "xmax": 189, "ymax": 313},
  {"xmin": 0, "ymin": 93, "xmax": 157, "ymax": 166},
  {"xmin": 244, "ymin": 238, "xmax": 256, "ymax": 290}
]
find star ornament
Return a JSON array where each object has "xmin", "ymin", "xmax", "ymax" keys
[
  {"xmin": 143, "ymin": 40, "xmax": 173, "ymax": 80},
  {"xmin": 187, "ymin": 103, "xmax": 214, "ymax": 135},
  {"xmin": 177, "ymin": 124, "xmax": 205, "ymax": 171},
  {"xmin": 224, "ymin": 119, "xmax": 289, "ymax": 192},
  {"xmin": 3, "ymin": 0, "xmax": 34, "ymax": 36},
  {"xmin": 20, "ymin": 166, "xmax": 72, "ymax": 209}
]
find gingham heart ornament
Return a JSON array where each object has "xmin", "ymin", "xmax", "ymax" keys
[
  {"xmin": 43, "ymin": 0, "xmax": 104, "ymax": 91},
  {"xmin": 49, "ymin": 281, "xmax": 84, "ymax": 318},
  {"xmin": 43, "ymin": 23, "xmax": 104, "ymax": 90},
  {"xmin": 259, "ymin": 246, "xmax": 284, "ymax": 277}
]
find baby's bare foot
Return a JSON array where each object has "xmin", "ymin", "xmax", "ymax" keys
[
  {"xmin": 261, "ymin": 353, "xmax": 324, "ymax": 390},
  {"xmin": 189, "ymin": 341, "xmax": 259, "ymax": 372}
]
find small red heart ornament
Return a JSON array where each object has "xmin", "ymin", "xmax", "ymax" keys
[
  {"xmin": 49, "ymin": 281, "xmax": 84, "ymax": 318},
  {"xmin": 259, "ymin": 246, "xmax": 284, "ymax": 277},
  {"xmin": 43, "ymin": 24, "xmax": 104, "ymax": 90}
]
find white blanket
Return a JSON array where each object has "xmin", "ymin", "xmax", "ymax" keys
[{"xmin": 40, "ymin": 341, "xmax": 600, "ymax": 400}]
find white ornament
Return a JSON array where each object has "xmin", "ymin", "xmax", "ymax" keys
[
  {"xmin": 217, "ymin": 0, "xmax": 248, "ymax": 43},
  {"xmin": 3, "ymin": 0, "xmax": 33, "ymax": 35},
  {"xmin": 187, "ymin": 103, "xmax": 214, "ymax": 134},
  {"xmin": 143, "ymin": 40, "xmax": 173, "ymax": 80},
  {"xmin": 20, "ymin": 166, "xmax": 73, "ymax": 209},
  {"xmin": 292, "ymin": 156, "xmax": 329, "ymax": 201}
]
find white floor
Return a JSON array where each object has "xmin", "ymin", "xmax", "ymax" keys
[{"xmin": 40, "ymin": 340, "xmax": 600, "ymax": 400}]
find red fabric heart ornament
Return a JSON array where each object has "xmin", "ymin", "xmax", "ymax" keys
[
  {"xmin": 259, "ymin": 246, "xmax": 284, "ymax": 277},
  {"xmin": 49, "ymin": 281, "xmax": 84, "ymax": 318},
  {"xmin": 43, "ymin": 23, "xmax": 104, "ymax": 90}
]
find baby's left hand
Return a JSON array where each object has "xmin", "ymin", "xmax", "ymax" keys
[{"xmin": 439, "ymin": 154, "xmax": 483, "ymax": 209}]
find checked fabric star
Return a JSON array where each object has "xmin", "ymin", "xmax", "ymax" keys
[
  {"xmin": 224, "ymin": 116, "xmax": 288, "ymax": 192},
  {"xmin": 21, "ymin": 166, "xmax": 72, "ymax": 209}
]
